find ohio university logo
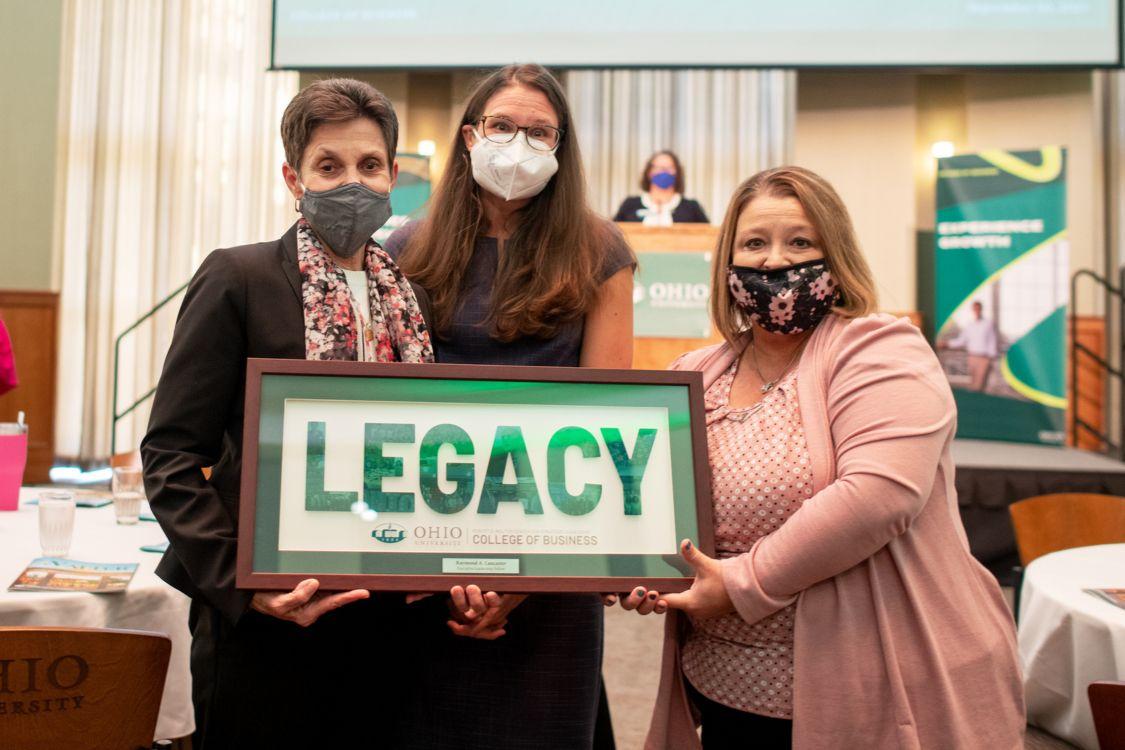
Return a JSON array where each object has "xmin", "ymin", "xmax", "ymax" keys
[
  {"xmin": 371, "ymin": 523, "xmax": 407, "ymax": 544},
  {"xmin": 0, "ymin": 654, "xmax": 90, "ymax": 717}
]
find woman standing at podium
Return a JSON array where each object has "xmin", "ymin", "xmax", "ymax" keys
[
  {"xmin": 613, "ymin": 150, "xmax": 709, "ymax": 225},
  {"xmin": 385, "ymin": 63, "xmax": 635, "ymax": 749}
]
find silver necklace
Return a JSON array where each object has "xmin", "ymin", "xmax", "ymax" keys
[{"xmin": 749, "ymin": 337, "xmax": 807, "ymax": 394}]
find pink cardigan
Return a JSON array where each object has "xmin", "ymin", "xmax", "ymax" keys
[{"xmin": 645, "ymin": 313, "xmax": 1025, "ymax": 749}]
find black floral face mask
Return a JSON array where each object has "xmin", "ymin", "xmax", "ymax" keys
[{"xmin": 727, "ymin": 259, "xmax": 840, "ymax": 335}]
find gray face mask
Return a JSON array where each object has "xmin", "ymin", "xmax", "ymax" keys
[{"xmin": 298, "ymin": 182, "xmax": 392, "ymax": 258}]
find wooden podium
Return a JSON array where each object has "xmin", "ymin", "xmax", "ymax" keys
[{"xmin": 618, "ymin": 222, "xmax": 724, "ymax": 371}]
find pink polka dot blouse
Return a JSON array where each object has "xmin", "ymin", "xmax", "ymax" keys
[{"xmin": 680, "ymin": 359, "xmax": 814, "ymax": 720}]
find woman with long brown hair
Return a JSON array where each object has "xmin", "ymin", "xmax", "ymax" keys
[{"xmin": 386, "ymin": 64, "xmax": 634, "ymax": 749}]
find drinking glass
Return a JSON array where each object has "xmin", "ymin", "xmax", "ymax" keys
[
  {"xmin": 39, "ymin": 490, "xmax": 76, "ymax": 557},
  {"xmin": 112, "ymin": 466, "xmax": 145, "ymax": 525}
]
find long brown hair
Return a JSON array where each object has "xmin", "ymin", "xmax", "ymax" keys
[
  {"xmin": 398, "ymin": 64, "xmax": 611, "ymax": 341},
  {"xmin": 711, "ymin": 166, "xmax": 878, "ymax": 347}
]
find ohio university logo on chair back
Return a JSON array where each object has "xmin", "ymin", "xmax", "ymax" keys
[{"xmin": 0, "ymin": 627, "xmax": 171, "ymax": 750}]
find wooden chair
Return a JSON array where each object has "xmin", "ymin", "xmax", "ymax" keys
[
  {"xmin": 1008, "ymin": 493, "xmax": 1125, "ymax": 566},
  {"xmin": 0, "ymin": 626, "xmax": 171, "ymax": 750},
  {"xmin": 1088, "ymin": 681, "xmax": 1125, "ymax": 750},
  {"xmin": 1007, "ymin": 493, "xmax": 1125, "ymax": 623}
]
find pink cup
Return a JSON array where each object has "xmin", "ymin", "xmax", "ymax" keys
[{"xmin": 0, "ymin": 431, "xmax": 28, "ymax": 511}]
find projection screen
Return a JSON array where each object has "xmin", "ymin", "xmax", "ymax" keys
[{"xmin": 272, "ymin": 0, "xmax": 1121, "ymax": 69}]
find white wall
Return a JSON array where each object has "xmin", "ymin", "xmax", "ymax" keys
[
  {"xmin": 0, "ymin": 1, "xmax": 63, "ymax": 290},
  {"xmin": 795, "ymin": 70, "xmax": 1102, "ymax": 315},
  {"xmin": 964, "ymin": 72, "xmax": 1102, "ymax": 312},
  {"xmin": 794, "ymin": 72, "xmax": 919, "ymax": 312}
]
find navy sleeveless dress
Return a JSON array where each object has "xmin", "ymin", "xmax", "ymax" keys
[{"xmin": 385, "ymin": 221, "xmax": 634, "ymax": 750}]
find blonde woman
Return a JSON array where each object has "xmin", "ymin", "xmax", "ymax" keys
[{"xmin": 621, "ymin": 166, "xmax": 1024, "ymax": 749}]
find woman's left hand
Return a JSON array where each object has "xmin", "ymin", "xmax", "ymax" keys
[
  {"xmin": 620, "ymin": 586, "xmax": 668, "ymax": 615},
  {"xmin": 447, "ymin": 585, "xmax": 527, "ymax": 640},
  {"xmin": 659, "ymin": 540, "xmax": 735, "ymax": 620}
]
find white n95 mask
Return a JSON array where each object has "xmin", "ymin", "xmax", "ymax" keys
[{"xmin": 469, "ymin": 130, "xmax": 559, "ymax": 201}]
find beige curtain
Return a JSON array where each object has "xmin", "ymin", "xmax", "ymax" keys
[
  {"xmin": 52, "ymin": 0, "xmax": 298, "ymax": 462},
  {"xmin": 565, "ymin": 69, "xmax": 796, "ymax": 222}
]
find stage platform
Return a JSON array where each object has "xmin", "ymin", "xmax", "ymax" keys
[
  {"xmin": 952, "ymin": 439, "xmax": 1125, "ymax": 585},
  {"xmin": 953, "ymin": 438, "xmax": 1125, "ymax": 473}
]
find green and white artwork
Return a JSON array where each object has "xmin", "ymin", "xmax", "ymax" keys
[
  {"xmin": 247, "ymin": 370, "xmax": 705, "ymax": 582},
  {"xmin": 280, "ymin": 398, "xmax": 677, "ymax": 556}
]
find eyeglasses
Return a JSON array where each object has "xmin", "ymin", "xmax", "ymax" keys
[{"xmin": 478, "ymin": 115, "xmax": 563, "ymax": 152}]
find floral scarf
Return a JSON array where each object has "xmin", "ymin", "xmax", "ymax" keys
[{"xmin": 297, "ymin": 219, "xmax": 433, "ymax": 363}]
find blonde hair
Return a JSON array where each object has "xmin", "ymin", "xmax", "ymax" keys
[{"xmin": 710, "ymin": 166, "xmax": 877, "ymax": 347}]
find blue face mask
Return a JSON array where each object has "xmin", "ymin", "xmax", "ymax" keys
[{"xmin": 650, "ymin": 171, "xmax": 676, "ymax": 190}]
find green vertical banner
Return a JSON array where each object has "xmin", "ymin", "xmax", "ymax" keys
[
  {"xmin": 934, "ymin": 147, "xmax": 1068, "ymax": 445},
  {"xmin": 375, "ymin": 152, "xmax": 430, "ymax": 244}
]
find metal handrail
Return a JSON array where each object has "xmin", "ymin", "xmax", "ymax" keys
[
  {"xmin": 1069, "ymin": 268, "xmax": 1124, "ymax": 460},
  {"xmin": 110, "ymin": 282, "xmax": 189, "ymax": 456}
]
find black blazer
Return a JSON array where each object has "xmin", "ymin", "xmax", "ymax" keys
[
  {"xmin": 140, "ymin": 223, "xmax": 432, "ymax": 623},
  {"xmin": 612, "ymin": 195, "xmax": 710, "ymax": 224}
]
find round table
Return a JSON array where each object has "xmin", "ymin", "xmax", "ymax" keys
[
  {"xmin": 0, "ymin": 488, "xmax": 193, "ymax": 741},
  {"xmin": 1019, "ymin": 543, "xmax": 1125, "ymax": 750}
]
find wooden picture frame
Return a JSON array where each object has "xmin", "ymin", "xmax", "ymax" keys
[{"xmin": 236, "ymin": 359, "xmax": 713, "ymax": 593}]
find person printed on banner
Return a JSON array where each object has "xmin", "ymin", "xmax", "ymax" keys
[
  {"xmin": 385, "ymin": 63, "xmax": 635, "ymax": 750},
  {"xmin": 141, "ymin": 79, "xmax": 434, "ymax": 748},
  {"xmin": 939, "ymin": 299, "xmax": 999, "ymax": 391},
  {"xmin": 616, "ymin": 167, "xmax": 1024, "ymax": 750},
  {"xmin": 613, "ymin": 150, "xmax": 709, "ymax": 225}
]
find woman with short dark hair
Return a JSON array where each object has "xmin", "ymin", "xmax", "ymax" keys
[{"xmin": 142, "ymin": 77, "xmax": 433, "ymax": 748}]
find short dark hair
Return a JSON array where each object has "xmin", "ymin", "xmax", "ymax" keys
[
  {"xmin": 280, "ymin": 78, "xmax": 398, "ymax": 171},
  {"xmin": 640, "ymin": 150, "xmax": 685, "ymax": 193}
]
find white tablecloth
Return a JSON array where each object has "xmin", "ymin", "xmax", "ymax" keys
[
  {"xmin": 1019, "ymin": 543, "xmax": 1125, "ymax": 750},
  {"xmin": 0, "ymin": 488, "xmax": 193, "ymax": 741}
]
